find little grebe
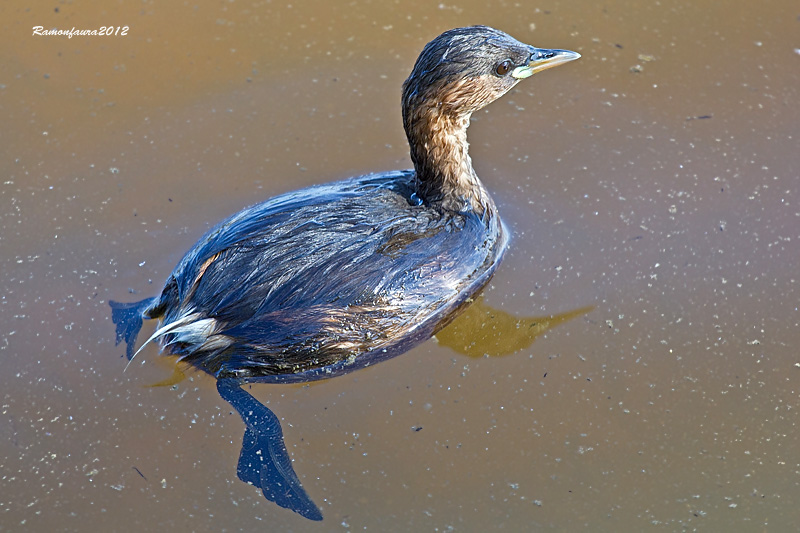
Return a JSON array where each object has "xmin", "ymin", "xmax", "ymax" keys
[{"xmin": 111, "ymin": 26, "xmax": 579, "ymax": 521}]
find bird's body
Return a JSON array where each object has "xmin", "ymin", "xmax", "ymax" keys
[
  {"xmin": 110, "ymin": 25, "xmax": 579, "ymax": 521},
  {"xmin": 129, "ymin": 170, "xmax": 505, "ymax": 381}
]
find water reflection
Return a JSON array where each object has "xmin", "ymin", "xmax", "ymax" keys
[{"xmin": 436, "ymin": 297, "xmax": 593, "ymax": 358}]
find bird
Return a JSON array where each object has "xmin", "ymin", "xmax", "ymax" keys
[{"xmin": 110, "ymin": 25, "xmax": 579, "ymax": 521}]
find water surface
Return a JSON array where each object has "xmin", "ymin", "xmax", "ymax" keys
[{"xmin": 2, "ymin": 1, "xmax": 798, "ymax": 530}]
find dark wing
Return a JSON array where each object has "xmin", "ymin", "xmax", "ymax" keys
[{"xmin": 162, "ymin": 172, "xmax": 415, "ymax": 319}]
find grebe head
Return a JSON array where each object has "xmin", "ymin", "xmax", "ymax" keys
[
  {"xmin": 402, "ymin": 26, "xmax": 580, "ymax": 120},
  {"xmin": 400, "ymin": 26, "xmax": 580, "ymax": 211}
]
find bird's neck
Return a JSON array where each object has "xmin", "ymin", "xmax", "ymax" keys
[{"xmin": 403, "ymin": 104, "xmax": 493, "ymax": 214}]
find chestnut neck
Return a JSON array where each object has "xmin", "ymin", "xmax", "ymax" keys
[{"xmin": 402, "ymin": 99, "xmax": 494, "ymax": 215}]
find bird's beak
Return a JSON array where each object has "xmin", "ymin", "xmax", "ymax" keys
[{"xmin": 511, "ymin": 48, "xmax": 581, "ymax": 79}]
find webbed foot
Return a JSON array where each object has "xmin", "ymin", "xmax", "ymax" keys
[
  {"xmin": 109, "ymin": 298, "xmax": 158, "ymax": 360},
  {"xmin": 216, "ymin": 379, "xmax": 323, "ymax": 521}
]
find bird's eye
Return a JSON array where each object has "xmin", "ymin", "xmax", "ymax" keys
[{"xmin": 495, "ymin": 60, "xmax": 513, "ymax": 76}]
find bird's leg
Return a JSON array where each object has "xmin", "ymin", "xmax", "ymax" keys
[{"xmin": 216, "ymin": 378, "xmax": 323, "ymax": 521}]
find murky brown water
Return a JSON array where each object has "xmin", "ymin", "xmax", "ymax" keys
[{"xmin": 2, "ymin": 1, "xmax": 798, "ymax": 531}]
